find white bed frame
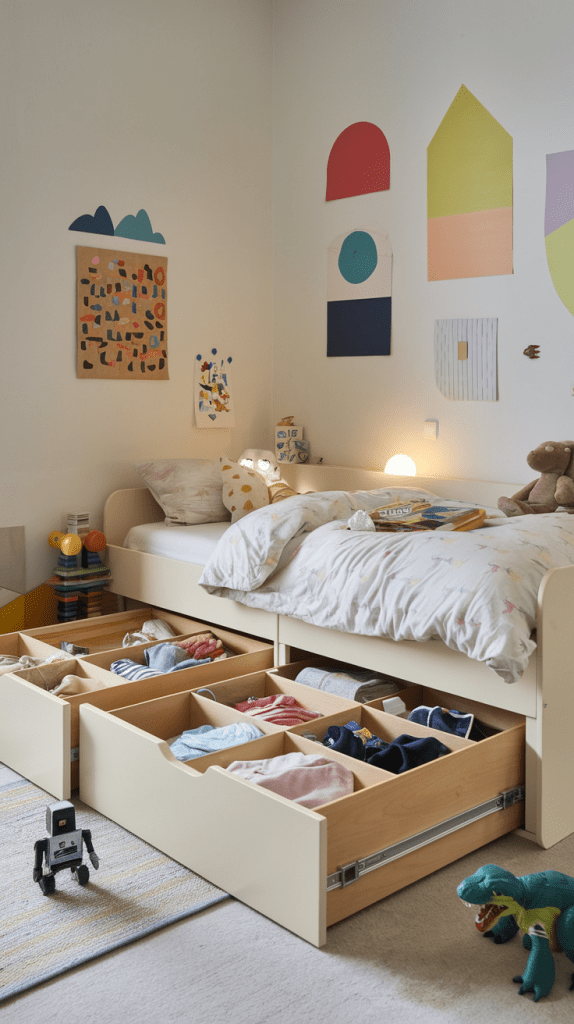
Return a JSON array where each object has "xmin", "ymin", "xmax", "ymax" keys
[{"xmin": 103, "ymin": 465, "xmax": 574, "ymax": 851}]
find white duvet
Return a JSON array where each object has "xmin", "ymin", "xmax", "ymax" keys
[{"xmin": 198, "ymin": 488, "xmax": 574, "ymax": 682}]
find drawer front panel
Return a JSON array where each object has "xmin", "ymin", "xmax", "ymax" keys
[
  {"xmin": 77, "ymin": 676, "xmax": 525, "ymax": 946},
  {"xmin": 79, "ymin": 704, "xmax": 327, "ymax": 947}
]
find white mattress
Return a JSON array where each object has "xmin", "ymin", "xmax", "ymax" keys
[{"xmin": 123, "ymin": 521, "xmax": 230, "ymax": 566}]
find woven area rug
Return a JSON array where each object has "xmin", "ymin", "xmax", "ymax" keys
[{"xmin": 0, "ymin": 763, "xmax": 229, "ymax": 1003}]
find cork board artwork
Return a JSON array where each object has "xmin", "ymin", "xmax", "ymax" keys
[{"xmin": 76, "ymin": 246, "xmax": 168, "ymax": 379}]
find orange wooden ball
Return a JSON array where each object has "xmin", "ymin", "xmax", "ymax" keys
[
  {"xmin": 48, "ymin": 531, "xmax": 65, "ymax": 549},
  {"xmin": 84, "ymin": 530, "xmax": 107, "ymax": 552},
  {"xmin": 60, "ymin": 533, "xmax": 83, "ymax": 556}
]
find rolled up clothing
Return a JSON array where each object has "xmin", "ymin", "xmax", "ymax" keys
[
  {"xmin": 122, "ymin": 618, "xmax": 178, "ymax": 647},
  {"xmin": 366, "ymin": 733, "xmax": 450, "ymax": 774},
  {"xmin": 50, "ymin": 674, "xmax": 105, "ymax": 696},
  {"xmin": 295, "ymin": 666, "xmax": 401, "ymax": 703}
]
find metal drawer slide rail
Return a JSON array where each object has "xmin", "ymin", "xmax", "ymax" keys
[{"xmin": 327, "ymin": 786, "xmax": 524, "ymax": 891}]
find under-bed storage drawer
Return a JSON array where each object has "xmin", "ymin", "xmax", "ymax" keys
[
  {"xmin": 0, "ymin": 619, "xmax": 272, "ymax": 800},
  {"xmin": 0, "ymin": 657, "xmax": 115, "ymax": 799},
  {"xmin": 78, "ymin": 674, "xmax": 524, "ymax": 947}
]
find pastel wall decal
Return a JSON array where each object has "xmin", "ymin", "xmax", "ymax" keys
[
  {"xmin": 326, "ymin": 122, "xmax": 390, "ymax": 201},
  {"xmin": 434, "ymin": 318, "xmax": 498, "ymax": 401},
  {"xmin": 545, "ymin": 150, "xmax": 574, "ymax": 317},
  {"xmin": 327, "ymin": 228, "xmax": 392, "ymax": 357},
  {"xmin": 194, "ymin": 350, "xmax": 235, "ymax": 427},
  {"xmin": 69, "ymin": 205, "xmax": 114, "ymax": 235},
  {"xmin": 114, "ymin": 209, "xmax": 166, "ymax": 244},
  {"xmin": 427, "ymin": 86, "xmax": 513, "ymax": 281},
  {"xmin": 76, "ymin": 246, "xmax": 168, "ymax": 380},
  {"xmin": 70, "ymin": 206, "xmax": 166, "ymax": 243}
]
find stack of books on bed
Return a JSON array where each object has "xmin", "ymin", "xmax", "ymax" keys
[{"xmin": 369, "ymin": 499, "xmax": 486, "ymax": 533}]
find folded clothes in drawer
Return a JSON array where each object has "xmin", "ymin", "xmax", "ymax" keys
[
  {"xmin": 272, "ymin": 657, "xmax": 408, "ymax": 703},
  {"xmin": 0, "ymin": 623, "xmax": 273, "ymax": 801},
  {"xmin": 83, "ymin": 623, "xmax": 273, "ymax": 682},
  {"xmin": 110, "ymin": 635, "xmax": 232, "ymax": 680},
  {"xmin": 79, "ymin": 674, "xmax": 525, "ymax": 947},
  {"xmin": 227, "ymin": 751, "xmax": 355, "ymax": 808},
  {"xmin": 170, "ymin": 721, "xmax": 265, "ymax": 761},
  {"xmin": 22, "ymin": 606, "xmax": 212, "ymax": 655},
  {"xmin": 189, "ymin": 668, "xmax": 361, "ymax": 721}
]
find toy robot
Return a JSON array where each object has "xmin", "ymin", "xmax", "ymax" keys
[{"xmin": 33, "ymin": 801, "xmax": 99, "ymax": 895}]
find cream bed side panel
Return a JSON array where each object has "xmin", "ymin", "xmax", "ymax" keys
[
  {"xmin": 279, "ymin": 617, "xmax": 537, "ymax": 718},
  {"xmin": 106, "ymin": 544, "xmax": 278, "ymax": 641},
  {"xmin": 79, "ymin": 704, "xmax": 327, "ymax": 947},
  {"xmin": 535, "ymin": 564, "xmax": 574, "ymax": 849},
  {"xmin": 0, "ymin": 674, "xmax": 71, "ymax": 799}
]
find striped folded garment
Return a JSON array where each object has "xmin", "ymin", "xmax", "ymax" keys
[{"xmin": 234, "ymin": 693, "xmax": 322, "ymax": 726}]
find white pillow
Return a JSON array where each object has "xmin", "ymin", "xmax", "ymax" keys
[
  {"xmin": 135, "ymin": 459, "xmax": 230, "ymax": 525},
  {"xmin": 221, "ymin": 458, "xmax": 270, "ymax": 522}
]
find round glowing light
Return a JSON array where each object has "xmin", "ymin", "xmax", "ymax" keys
[{"xmin": 384, "ymin": 454, "xmax": 417, "ymax": 476}]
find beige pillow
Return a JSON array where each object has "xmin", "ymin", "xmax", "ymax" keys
[
  {"xmin": 135, "ymin": 459, "xmax": 230, "ymax": 525},
  {"xmin": 221, "ymin": 459, "xmax": 270, "ymax": 522}
]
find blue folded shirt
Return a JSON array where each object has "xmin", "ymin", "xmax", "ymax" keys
[{"xmin": 169, "ymin": 721, "xmax": 264, "ymax": 761}]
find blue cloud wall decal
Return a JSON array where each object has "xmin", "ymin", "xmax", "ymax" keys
[
  {"xmin": 69, "ymin": 205, "xmax": 115, "ymax": 235},
  {"xmin": 114, "ymin": 209, "xmax": 165, "ymax": 244}
]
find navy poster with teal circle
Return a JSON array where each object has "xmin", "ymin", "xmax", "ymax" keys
[{"xmin": 327, "ymin": 229, "xmax": 392, "ymax": 357}]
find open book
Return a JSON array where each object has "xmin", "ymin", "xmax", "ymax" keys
[{"xmin": 369, "ymin": 499, "xmax": 486, "ymax": 532}]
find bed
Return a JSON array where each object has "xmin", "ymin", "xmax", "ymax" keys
[{"xmin": 103, "ymin": 463, "xmax": 574, "ymax": 851}]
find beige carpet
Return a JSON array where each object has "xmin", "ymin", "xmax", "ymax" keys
[
  {"xmin": 3, "ymin": 820, "xmax": 574, "ymax": 1022},
  {"xmin": 0, "ymin": 764, "xmax": 228, "ymax": 1003}
]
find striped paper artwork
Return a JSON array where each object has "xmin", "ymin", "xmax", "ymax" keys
[
  {"xmin": 327, "ymin": 229, "xmax": 392, "ymax": 357},
  {"xmin": 427, "ymin": 86, "xmax": 513, "ymax": 281},
  {"xmin": 545, "ymin": 150, "xmax": 574, "ymax": 317},
  {"xmin": 434, "ymin": 319, "xmax": 498, "ymax": 401}
]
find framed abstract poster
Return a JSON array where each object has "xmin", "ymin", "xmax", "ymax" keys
[
  {"xmin": 434, "ymin": 318, "xmax": 498, "ymax": 401},
  {"xmin": 194, "ymin": 350, "xmax": 235, "ymax": 427},
  {"xmin": 76, "ymin": 246, "xmax": 168, "ymax": 379}
]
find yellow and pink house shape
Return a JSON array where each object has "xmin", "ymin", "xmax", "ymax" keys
[{"xmin": 427, "ymin": 85, "xmax": 513, "ymax": 281}]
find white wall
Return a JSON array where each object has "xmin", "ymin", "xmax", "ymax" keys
[
  {"xmin": 272, "ymin": 0, "xmax": 574, "ymax": 481},
  {"xmin": 7, "ymin": 0, "xmax": 574, "ymax": 591},
  {"xmin": 1, "ymin": 0, "xmax": 273, "ymax": 588}
]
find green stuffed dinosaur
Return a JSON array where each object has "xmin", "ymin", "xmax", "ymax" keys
[{"xmin": 457, "ymin": 864, "xmax": 574, "ymax": 1002}]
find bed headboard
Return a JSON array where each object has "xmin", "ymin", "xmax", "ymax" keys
[
  {"xmin": 281, "ymin": 464, "xmax": 521, "ymax": 510},
  {"xmin": 104, "ymin": 487, "xmax": 164, "ymax": 546}
]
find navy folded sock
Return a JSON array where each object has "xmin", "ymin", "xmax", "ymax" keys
[
  {"xmin": 366, "ymin": 733, "xmax": 450, "ymax": 773},
  {"xmin": 322, "ymin": 724, "xmax": 366, "ymax": 760}
]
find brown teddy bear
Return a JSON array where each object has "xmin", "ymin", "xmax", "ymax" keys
[{"xmin": 498, "ymin": 441, "xmax": 574, "ymax": 516}]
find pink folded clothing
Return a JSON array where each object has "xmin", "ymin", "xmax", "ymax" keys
[
  {"xmin": 234, "ymin": 694, "xmax": 322, "ymax": 726},
  {"xmin": 226, "ymin": 751, "xmax": 354, "ymax": 808}
]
